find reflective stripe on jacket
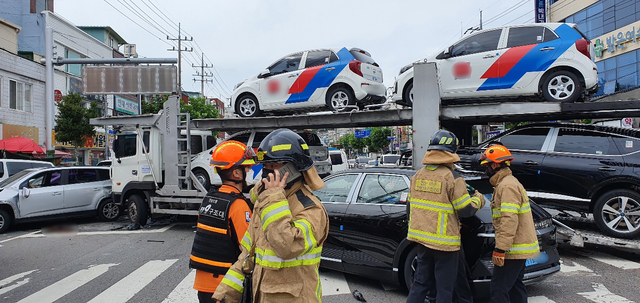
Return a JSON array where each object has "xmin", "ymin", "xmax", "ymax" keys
[
  {"xmin": 213, "ymin": 180, "xmax": 329, "ymax": 303},
  {"xmin": 490, "ymin": 168, "xmax": 540, "ymax": 260},
  {"xmin": 407, "ymin": 163, "xmax": 484, "ymax": 252}
]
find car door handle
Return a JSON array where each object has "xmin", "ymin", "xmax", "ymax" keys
[
  {"xmin": 599, "ymin": 166, "xmax": 616, "ymax": 172},
  {"xmin": 52, "ymin": 192, "xmax": 62, "ymax": 196},
  {"xmin": 325, "ymin": 67, "xmax": 335, "ymax": 71},
  {"xmin": 93, "ymin": 188, "xmax": 101, "ymax": 191},
  {"xmin": 482, "ymin": 54, "xmax": 495, "ymax": 59},
  {"xmin": 523, "ymin": 160, "xmax": 539, "ymax": 166},
  {"xmin": 540, "ymin": 47, "xmax": 555, "ymax": 51},
  {"xmin": 288, "ymin": 74, "xmax": 297, "ymax": 78}
]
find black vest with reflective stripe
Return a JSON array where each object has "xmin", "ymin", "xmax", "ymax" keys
[{"xmin": 189, "ymin": 189, "xmax": 248, "ymax": 275}]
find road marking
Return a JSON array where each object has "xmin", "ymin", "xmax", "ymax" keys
[
  {"xmin": 1, "ymin": 224, "xmax": 176, "ymax": 241},
  {"xmin": 320, "ymin": 270, "xmax": 351, "ymax": 296},
  {"xmin": 528, "ymin": 296, "xmax": 557, "ymax": 303},
  {"xmin": 0, "ymin": 270, "xmax": 37, "ymax": 296},
  {"xmin": 577, "ymin": 283, "xmax": 635, "ymax": 303},
  {"xmin": 559, "ymin": 259, "xmax": 595, "ymax": 274},
  {"xmin": 162, "ymin": 269, "xmax": 197, "ymax": 303},
  {"xmin": 576, "ymin": 250, "xmax": 640, "ymax": 270},
  {"xmin": 87, "ymin": 259, "xmax": 178, "ymax": 303},
  {"xmin": 0, "ymin": 231, "xmax": 42, "ymax": 243},
  {"xmin": 16, "ymin": 263, "xmax": 117, "ymax": 303}
]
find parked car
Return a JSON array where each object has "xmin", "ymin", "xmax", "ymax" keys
[
  {"xmin": 347, "ymin": 159, "xmax": 356, "ymax": 169},
  {"xmin": 458, "ymin": 122, "xmax": 640, "ymax": 239},
  {"xmin": 398, "ymin": 150, "xmax": 413, "ymax": 167},
  {"xmin": 190, "ymin": 130, "xmax": 332, "ymax": 190},
  {"xmin": 366, "ymin": 159, "xmax": 377, "ymax": 167},
  {"xmin": 379, "ymin": 154, "xmax": 401, "ymax": 167},
  {"xmin": 354, "ymin": 157, "xmax": 372, "ymax": 168},
  {"xmin": 0, "ymin": 166, "xmax": 117, "ymax": 233},
  {"xmin": 391, "ymin": 23, "xmax": 598, "ymax": 106},
  {"xmin": 329, "ymin": 149, "xmax": 348, "ymax": 173},
  {"xmin": 315, "ymin": 168, "xmax": 559, "ymax": 297},
  {"xmin": 232, "ymin": 47, "xmax": 386, "ymax": 117},
  {"xmin": 0, "ymin": 159, "xmax": 54, "ymax": 183}
]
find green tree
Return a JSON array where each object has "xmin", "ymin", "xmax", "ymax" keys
[
  {"xmin": 54, "ymin": 93, "xmax": 99, "ymax": 159},
  {"xmin": 349, "ymin": 134, "xmax": 369, "ymax": 154},
  {"xmin": 367, "ymin": 127, "xmax": 392, "ymax": 153},
  {"xmin": 142, "ymin": 95, "xmax": 219, "ymax": 119},
  {"xmin": 141, "ymin": 95, "xmax": 165, "ymax": 114}
]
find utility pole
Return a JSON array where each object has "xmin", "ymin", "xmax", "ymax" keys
[
  {"xmin": 479, "ymin": 10, "xmax": 483, "ymax": 30},
  {"xmin": 192, "ymin": 53, "xmax": 213, "ymax": 98},
  {"xmin": 167, "ymin": 23, "xmax": 193, "ymax": 95}
]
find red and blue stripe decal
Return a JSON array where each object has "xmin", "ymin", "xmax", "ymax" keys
[
  {"xmin": 285, "ymin": 48, "xmax": 352, "ymax": 103},
  {"xmin": 477, "ymin": 24, "xmax": 582, "ymax": 91}
]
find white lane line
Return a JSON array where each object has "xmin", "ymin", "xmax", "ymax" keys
[
  {"xmin": 162, "ymin": 269, "xmax": 197, "ymax": 303},
  {"xmin": 559, "ymin": 259, "xmax": 595, "ymax": 274},
  {"xmin": 1, "ymin": 224, "xmax": 176, "ymax": 241},
  {"xmin": 0, "ymin": 231, "xmax": 42, "ymax": 243},
  {"xmin": 87, "ymin": 259, "xmax": 178, "ymax": 303},
  {"xmin": 528, "ymin": 296, "xmax": 557, "ymax": 303},
  {"xmin": 577, "ymin": 283, "xmax": 635, "ymax": 303},
  {"xmin": 320, "ymin": 270, "xmax": 351, "ymax": 296},
  {"xmin": 0, "ymin": 270, "xmax": 37, "ymax": 295},
  {"xmin": 16, "ymin": 263, "xmax": 117, "ymax": 303},
  {"xmin": 576, "ymin": 250, "xmax": 640, "ymax": 270}
]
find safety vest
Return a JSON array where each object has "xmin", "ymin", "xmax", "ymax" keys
[{"xmin": 189, "ymin": 190, "xmax": 249, "ymax": 275}]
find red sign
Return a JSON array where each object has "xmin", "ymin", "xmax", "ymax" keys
[
  {"xmin": 267, "ymin": 80, "xmax": 280, "ymax": 94},
  {"xmin": 54, "ymin": 90, "xmax": 63, "ymax": 102},
  {"xmin": 453, "ymin": 62, "xmax": 472, "ymax": 79}
]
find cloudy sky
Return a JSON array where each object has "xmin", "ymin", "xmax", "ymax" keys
[{"xmin": 55, "ymin": 0, "xmax": 537, "ymax": 104}]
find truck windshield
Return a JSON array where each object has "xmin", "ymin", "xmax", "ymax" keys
[{"xmin": 114, "ymin": 134, "xmax": 137, "ymax": 158}]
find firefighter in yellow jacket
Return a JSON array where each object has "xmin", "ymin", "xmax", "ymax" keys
[
  {"xmin": 479, "ymin": 145, "xmax": 539, "ymax": 303},
  {"xmin": 406, "ymin": 130, "xmax": 485, "ymax": 303},
  {"xmin": 213, "ymin": 128, "xmax": 329, "ymax": 303}
]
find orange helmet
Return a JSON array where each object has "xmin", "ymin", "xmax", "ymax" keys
[
  {"xmin": 210, "ymin": 140, "xmax": 256, "ymax": 172},
  {"xmin": 479, "ymin": 144, "xmax": 514, "ymax": 166}
]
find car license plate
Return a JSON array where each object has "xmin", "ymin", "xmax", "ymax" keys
[{"xmin": 362, "ymin": 64, "xmax": 383, "ymax": 83}]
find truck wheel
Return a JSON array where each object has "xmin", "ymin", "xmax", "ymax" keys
[
  {"xmin": 402, "ymin": 245, "xmax": 419, "ymax": 291},
  {"xmin": 0, "ymin": 209, "xmax": 13, "ymax": 234},
  {"xmin": 193, "ymin": 169, "xmax": 211, "ymax": 191},
  {"xmin": 593, "ymin": 189, "xmax": 640, "ymax": 239},
  {"xmin": 541, "ymin": 70, "xmax": 581, "ymax": 103},
  {"xmin": 128, "ymin": 195, "xmax": 148, "ymax": 225},
  {"xmin": 403, "ymin": 81, "xmax": 414, "ymax": 107},
  {"xmin": 326, "ymin": 86, "xmax": 354, "ymax": 112},
  {"xmin": 97, "ymin": 198, "xmax": 121, "ymax": 221}
]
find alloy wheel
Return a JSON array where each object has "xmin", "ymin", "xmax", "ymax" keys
[
  {"xmin": 331, "ymin": 91, "xmax": 349, "ymax": 110},
  {"xmin": 601, "ymin": 196, "xmax": 640, "ymax": 234},
  {"xmin": 102, "ymin": 202, "xmax": 120, "ymax": 220},
  {"xmin": 547, "ymin": 75, "xmax": 575, "ymax": 101},
  {"xmin": 129, "ymin": 203, "xmax": 139, "ymax": 222},
  {"xmin": 196, "ymin": 174, "xmax": 207, "ymax": 186},
  {"xmin": 0, "ymin": 216, "xmax": 4, "ymax": 230},
  {"xmin": 239, "ymin": 98, "xmax": 257, "ymax": 116}
]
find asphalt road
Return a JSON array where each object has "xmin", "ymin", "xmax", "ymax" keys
[{"xmin": 1, "ymin": 217, "xmax": 639, "ymax": 303}]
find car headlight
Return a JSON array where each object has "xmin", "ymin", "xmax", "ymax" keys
[
  {"xmin": 233, "ymin": 81, "xmax": 245, "ymax": 90},
  {"xmin": 399, "ymin": 64, "xmax": 412, "ymax": 76},
  {"xmin": 534, "ymin": 218, "xmax": 553, "ymax": 230}
]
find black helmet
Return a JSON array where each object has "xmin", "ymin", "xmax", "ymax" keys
[
  {"xmin": 427, "ymin": 130, "xmax": 459, "ymax": 153},
  {"xmin": 257, "ymin": 129, "xmax": 314, "ymax": 171}
]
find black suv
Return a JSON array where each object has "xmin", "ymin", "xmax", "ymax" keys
[{"xmin": 458, "ymin": 122, "xmax": 640, "ymax": 239}]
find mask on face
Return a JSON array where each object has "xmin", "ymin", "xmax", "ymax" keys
[{"xmin": 262, "ymin": 168, "xmax": 275, "ymax": 180}]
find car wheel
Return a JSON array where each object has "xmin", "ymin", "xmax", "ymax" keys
[
  {"xmin": 593, "ymin": 189, "xmax": 640, "ymax": 239},
  {"xmin": 541, "ymin": 70, "xmax": 582, "ymax": 103},
  {"xmin": 193, "ymin": 169, "xmax": 211, "ymax": 192},
  {"xmin": 402, "ymin": 245, "xmax": 419, "ymax": 291},
  {"xmin": 235, "ymin": 95, "xmax": 260, "ymax": 117},
  {"xmin": 326, "ymin": 87, "xmax": 354, "ymax": 112},
  {"xmin": 0, "ymin": 209, "xmax": 13, "ymax": 234},
  {"xmin": 403, "ymin": 81, "xmax": 414, "ymax": 107},
  {"xmin": 97, "ymin": 198, "xmax": 121, "ymax": 221},
  {"xmin": 128, "ymin": 194, "xmax": 148, "ymax": 225}
]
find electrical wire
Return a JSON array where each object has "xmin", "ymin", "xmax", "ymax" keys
[
  {"xmin": 502, "ymin": 9, "xmax": 535, "ymax": 26},
  {"xmin": 483, "ymin": 0, "xmax": 529, "ymax": 27},
  {"xmin": 102, "ymin": 0, "xmax": 174, "ymax": 47},
  {"xmin": 126, "ymin": 0, "xmax": 175, "ymax": 37}
]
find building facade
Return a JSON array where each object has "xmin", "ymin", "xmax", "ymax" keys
[{"xmin": 550, "ymin": 0, "xmax": 640, "ymax": 97}]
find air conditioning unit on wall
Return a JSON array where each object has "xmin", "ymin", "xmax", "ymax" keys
[{"xmin": 123, "ymin": 44, "xmax": 138, "ymax": 58}]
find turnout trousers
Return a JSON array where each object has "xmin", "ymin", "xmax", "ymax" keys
[
  {"xmin": 490, "ymin": 259, "xmax": 527, "ymax": 303},
  {"xmin": 406, "ymin": 245, "xmax": 458, "ymax": 303}
]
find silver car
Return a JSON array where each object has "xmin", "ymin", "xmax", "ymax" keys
[{"xmin": 0, "ymin": 166, "xmax": 117, "ymax": 233}]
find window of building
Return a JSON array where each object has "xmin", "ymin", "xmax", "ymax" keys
[
  {"xmin": 65, "ymin": 48, "xmax": 82, "ymax": 77},
  {"xmin": 9, "ymin": 80, "xmax": 32, "ymax": 112},
  {"xmin": 109, "ymin": 38, "xmax": 114, "ymax": 48}
]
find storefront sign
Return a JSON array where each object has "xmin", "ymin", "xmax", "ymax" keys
[
  {"xmin": 115, "ymin": 96, "xmax": 139, "ymax": 115},
  {"xmin": 1, "ymin": 124, "xmax": 39, "ymax": 143},
  {"xmin": 593, "ymin": 20, "xmax": 640, "ymax": 61},
  {"xmin": 535, "ymin": 0, "xmax": 546, "ymax": 23},
  {"xmin": 53, "ymin": 131, "xmax": 114, "ymax": 149}
]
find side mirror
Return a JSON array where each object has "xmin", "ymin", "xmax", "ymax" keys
[
  {"xmin": 258, "ymin": 69, "xmax": 271, "ymax": 79},
  {"xmin": 23, "ymin": 188, "xmax": 30, "ymax": 198},
  {"xmin": 437, "ymin": 47, "xmax": 452, "ymax": 60}
]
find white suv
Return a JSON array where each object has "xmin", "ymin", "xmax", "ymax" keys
[
  {"xmin": 233, "ymin": 48, "xmax": 386, "ymax": 117},
  {"xmin": 391, "ymin": 23, "xmax": 598, "ymax": 106}
]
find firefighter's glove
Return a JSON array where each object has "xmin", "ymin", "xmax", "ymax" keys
[
  {"xmin": 473, "ymin": 190, "xmax": 486, "ymax": 209},
  {"xmin": 492, "ymin": 249, "xmax": 505, "ymax": 267}
]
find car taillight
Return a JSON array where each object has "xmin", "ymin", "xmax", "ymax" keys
[
  {"xmin": 576, "ymin": 39, "xmax": 591, "ymax": 60},
  {"xmin": 349, "ymin": 60, "xmax": 363, "ymax": 77}
]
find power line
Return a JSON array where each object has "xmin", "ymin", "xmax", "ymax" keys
[
  {"xmin": 483, "ymin": 0, "xmax": 529, "ymax": 27},
  {"xmin": 102, "ymin": 0, "xmax": 174, "ymax": 47},
  {"xmin": 126, "ymin": 0, "xmax": 175, "ymax": 36},
  {"xmin": 502, "ymin": 9, "xmax": 534, "ymax": 26},
  {"xmin": 116, "ymin": 0, "xmax": 166, "ymax": 36},
  {"xmin": 140, "ymin": 0, "xmax": 179, "ymax": 33}
]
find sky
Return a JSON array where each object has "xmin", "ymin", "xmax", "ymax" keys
[{"xmin": 55, "ymin": 0, "xmax": 538, "ymax": 104}]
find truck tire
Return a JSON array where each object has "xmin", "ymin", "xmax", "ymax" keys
[
  {"xmin": 402, "ymin": 245, "xmax": 419, "ymax": 291},
  {"xmin": 128, "ymin": 194, "xmax": 148, "ymax": 225},
  {"xmin": 97, "ymin": 198, "xmax": 121, "ymax": 221},
  {"xmin": 0, "ymin": 209, "xmax": 12, "ymax": 234},
  {"xmin": 593, "ymin": 189, "xmax": 640, "ymax": 239}
]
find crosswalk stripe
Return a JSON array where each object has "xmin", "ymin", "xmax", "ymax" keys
[
  {"xmin": 0, "ymin": 270, "xmax": 36, "ymax": 296},
  {"xmin": 320, "ymin": 271, "xmax": 351, "ymax": 296},
  {"xmin": 87, "ymin": 259, "xmax": 178, "ymax": 303},
  {"xmin": 16, "ymin": 263, "xmax": 117, "ymax": 303},
  {"xmin": 576, "ymin": 250, "xmax": 640, "ymax": 270},
  {"xmin": 162, "ymin": 269, "xmax": 197, "ymax": 303},
  {"xmin": 528, "ymin": 295, "xmax": 557, "ymax": 303},
  {"xmin": 578, "ymin": 282, "xmax": 635, "ymax": 303},
  {"xmin": 559, "ymin": 259, "xmax": 595, "ymax": 274}
]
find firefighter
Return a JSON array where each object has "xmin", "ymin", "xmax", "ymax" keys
[
  {"xmin": 479, "ymin": 144, "xmax": 539, "ymax": 303},
  {"xmin": 406, "ymin": 130, "xmax": 485, "ymax": 303},
  {"xmin": 213, "ymin": 128, "xmax": 329, "ymax": 303},
  {"xmin": 189, "ymin": 140, "xmax": 256, "ymax": 303}
]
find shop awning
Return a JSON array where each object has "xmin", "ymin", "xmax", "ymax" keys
[{"xmin": 0, "ymin": 137, "xmax": 44, "ymax": 154}]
